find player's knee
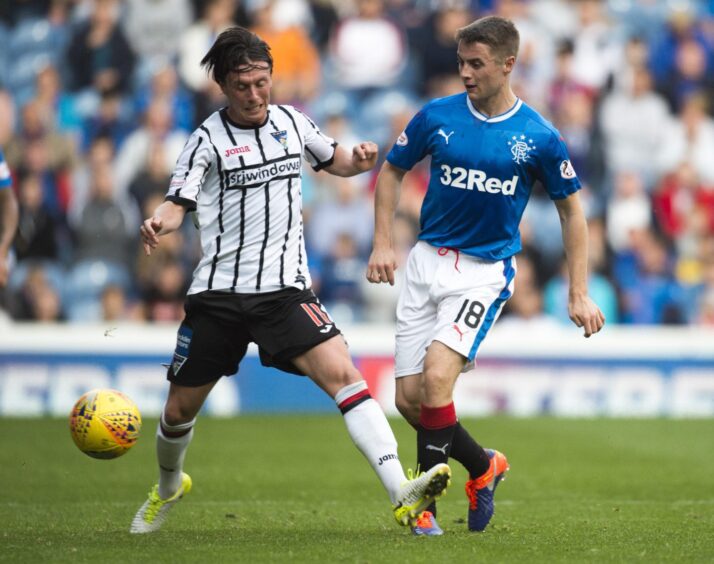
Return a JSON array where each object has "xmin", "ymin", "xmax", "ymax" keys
[
  {"xmin": 422, "ymin": 366, "xmax": 455, "ymax": 401},
  {"xmin": 395, "ymin": 396, "xmax": 420, "ymax": 425},
  {"xmin": 162, "ymin": 402, "xmax": 197, "ymax": 427}
]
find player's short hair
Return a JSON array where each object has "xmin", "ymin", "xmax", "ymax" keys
[
  {"xmin": 201, "ymin": 26, "xmax": 273, "ymax": 84},
  {"xmin": 456, "ymin": 16, "xmax": 520, "ymax": 61}
]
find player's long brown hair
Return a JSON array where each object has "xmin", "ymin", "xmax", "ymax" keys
[{"xmin": 201, "ymin": 26, "xmax": 274, "ymax": 85}]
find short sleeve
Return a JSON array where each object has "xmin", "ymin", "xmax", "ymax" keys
[
  {"xmin": 165, "ymin": 129, "xmax": 214, "ymax": 209},
  {"xmin": 292, "ymin": 108, "xmax": 337, "ymax": 171},
  {"xmin": 536, "ymin": 131, "xmax": 581, "ymax": 200},
  {"xmin": 386, "ymin": 108, "xmax": 431, "ymax": 171}
]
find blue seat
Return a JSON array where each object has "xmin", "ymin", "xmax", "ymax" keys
[{"xmin": 64, "ymin": 259, "xmax": 132, "ymax": 306}]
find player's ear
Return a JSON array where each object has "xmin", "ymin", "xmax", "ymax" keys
[{"xmin": 503, "ymin": 55, "xmax": 516, "ymax": 74}]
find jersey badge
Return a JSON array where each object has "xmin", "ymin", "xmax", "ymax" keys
[
  {"xmin": 560, "ymin": 159, "xmax": 577, "ymax": 179},
  {"xmin": 396, "ymin": 130, "xmax": 408, "ymax": 146},
  {"xmin": 438, "ymin": 129, "xmax": 454, "ymax": 144},
  {"xmin": 270, "ymin": 130, "xmax": 288, "ymax": 149},
  {"xmin": 508, "ymin": 135, "xmax": 536, "ymax": 164}
]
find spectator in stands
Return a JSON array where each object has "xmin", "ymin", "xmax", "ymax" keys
[
  {"xmin": 652, "ymin": 161, "xmax": 714, "ymax": 255},
  {"xmin": 648, "ymin": 6, "xmax": 713, "ymax": 99},
  {"xmin": 318, "ymin": 232, "xmax": 366, "ymax": 322},
  {"xmin": 179, "ymin": 0, "xmax": 237, "ymax": 94},
  {"xmin": 114, "ymin": 98, "xmax": 189, "ymax": 198},
  {"xmin": 599, "ymin": 66, "xmax": 671, "ymax": 187},
  {"xmin": 614, "ymin": 229, "xmax": 686, "ymax": 324},
  {"xmin": 329, "ymin": 0, "xmax": 408, "ymax": 105},
  {"xmin": 415, "ymin": 6, "xmax": 472, "ymax": 98},
  {"xmin": 657, "ymin": 92, "xmax": 714, "ymax": 185},
  {"xmin": 606, "ymin": 170, "xmax": 652, "ymax": 254},
  {"xmin": 72, "ymin": 161, "xmax": 135, "ymax": 267},
  {"xmin": 5, "ymin": 100, "xmax": 76, "ymax": 207},
  {"xmin": 128, "ymin": 143, "xmax": 172, "ymax": 216},
  {"xmin": 123, "ymin": 0, "xmax": 193, "ymax": 75},
  {"xmin": 70, "ymin": 135, "xmax": 115, "ymax": 225},
  {"xmin": 10, "ymin": 263, "xmax": 64, "ymax": 321},
  {"xmin": 14, "ymin": 173, "xmax": 65, "ymax": 262},
  {"xmin": 81, "ymin": 86, "xmax": 133, "ymax": 152},
  {"xmin": 134, "ymin": 64, "xmax": 194, "ymax": 135},
  {"xmin": 250, "ymin": 0, "xmax": 321, "ymax": 106},
  {"xmin": 142, "ymin": 257, "xmax": 187, "ymax": 322},
  {"xmin": 101, "ymin": 284, "xmax": 143, "ymax": 321},
  {"xmin": 307, "ymin": 175, "xmax": 373, "ymax": 260},
  {"xmin": 65, "ymin": 0, "xmax": 136, "ymax": 96}
]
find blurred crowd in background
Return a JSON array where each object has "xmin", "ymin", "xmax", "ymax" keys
[{"xmin": 1, "ymin": 0, "xmax": 714, "ymax": 328}]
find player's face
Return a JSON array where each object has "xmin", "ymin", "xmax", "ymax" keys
[
  {"xmin": 457, "ymin": 41, "xmax": 514, "ymax": 106},
  {"xmin": 221, "ymin": 64, "xmax": 272, "ymax": 127}
]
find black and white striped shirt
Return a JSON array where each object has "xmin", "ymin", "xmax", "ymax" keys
[{"xmin": 167, "ymin": 105, "xmax": 337, "ymax": 294}]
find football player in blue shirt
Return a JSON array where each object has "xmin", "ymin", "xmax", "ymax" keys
[
  {"xmin": 367, "ymin": 16, "xmax": 605, "ymax": 535},
  {"xmin": 0, "ymin": 148, "xmax": 18, "ymax": 287}
]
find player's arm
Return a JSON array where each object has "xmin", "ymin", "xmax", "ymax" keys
[
  {"xmin": 554, "ymin": 192, "xmax": 605, "ymax": 337},
  {"xmin": 324, "ymin": 142, "xmax": 379, "ymax": 177},
  {"xmin": 140, "ymin": 200, "xmax": 187, "ymax": 256},
  {"xmin": 367, "ymin": 161, "xmax": 407, "ymax": 286},
  {"xmin": 0, "ymin": 187, "xmax": 19, "ymax": 287}
]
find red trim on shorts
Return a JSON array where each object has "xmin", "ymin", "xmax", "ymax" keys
[
  {"xmin": 310, "ymin": 303, "xmax": 331, "ymax": 324},
  {"xmin": 301, "ymin": 303, "xmax": 323, "ymax": 326},
  {"xmin": 420, "ymin": 402, "xmax": 457, "ymax": 430}
]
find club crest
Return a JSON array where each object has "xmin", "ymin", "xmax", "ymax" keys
[
  {"xmin": 270, "ymin": 130, "xmax": 288, "ymax": 148},
  {"xmin": 508, "ymin": 135, "xmax": 536, "ymax": 164}
]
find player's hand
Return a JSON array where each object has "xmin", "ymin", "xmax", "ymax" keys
[
  {"xmin": 568, "ymin": 294, "xmax": 605, "ymax": 337},
  {"xmin": 366, "ymin": 246, "xmax": 397, "ymax": 285},
  {"xmin": 140, "ymin": 216, "xmax": 163, "ymax": 256},
  {"xmin": 352, "ymin": 142, "xmax": 378, "ymax": 172}
]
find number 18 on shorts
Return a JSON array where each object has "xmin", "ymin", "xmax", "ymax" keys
[{"xmin": 394, "ymin": 241, "xmax": 516, "ymax": 377}]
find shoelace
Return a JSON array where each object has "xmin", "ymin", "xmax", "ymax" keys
[
  {"xmin": 438, "ymin": 247, "xmax": 461, "ymax": 272},
  {"xmin": 144, "ymin": 486, "xmax": 164, "ymax": 521}
]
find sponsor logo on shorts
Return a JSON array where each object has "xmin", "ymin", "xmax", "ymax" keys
[{"xmin": 171, "ymin": 326, "xmax": 192, "ymax": 374}]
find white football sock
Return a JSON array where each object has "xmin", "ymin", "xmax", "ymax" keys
[
  {"xmin": 156, "ymin": 412, "xmax": 195, "ymax": 499},
  {"xmin": 336, "ymin": 381, "xmax": 406, "ymax": 504}
]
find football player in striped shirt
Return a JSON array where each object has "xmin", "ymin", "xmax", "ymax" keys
[
  {"xmin": 130, "ymin": 27, "xmax": 450, "ymax": 534},
  {"xmin": 0, "ymin": 148, "xmax": 18, "ymax": 288},
  {"xmin": 367, "ymin": 16, "xmax": 605, "ymax": 535}
]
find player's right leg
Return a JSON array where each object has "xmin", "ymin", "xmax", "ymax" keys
[{"xmin": 130, "ymin": 381, "xmax": 216, "ymax": 534}]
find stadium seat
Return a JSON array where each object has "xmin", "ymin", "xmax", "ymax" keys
[
  {"xmin": 8, "ymin": 259, "xmax": 67, "ymax": 296},
  {"xmin": 64, "ymin": 259, "xmax": 132, "ymax": 308}
]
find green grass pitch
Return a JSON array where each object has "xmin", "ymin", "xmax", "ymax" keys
[{"xmin": 0, "ymin": 416, "xmax": 712, "ymax": 563}]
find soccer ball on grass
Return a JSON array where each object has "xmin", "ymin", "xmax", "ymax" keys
[{"xmin": 69, "ymin": 389, "xmax": 142, "ymax": 459}]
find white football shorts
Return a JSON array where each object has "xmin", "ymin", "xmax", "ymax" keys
[{"xmin": 394, "ymin": 241, "xmax": 516, "ymax": 378}]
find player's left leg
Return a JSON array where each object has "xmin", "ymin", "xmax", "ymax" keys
[{"xmin": 293, "ymin": 336, "xmax": 451, "ymax": 526}]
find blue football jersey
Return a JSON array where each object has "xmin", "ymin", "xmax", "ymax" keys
[
  {"xmin": 387, "ymin": 93, "xmax": 581, "ymax": 260},
  {"xmin": 0, "ymin": 149, "xmax": 11, "ymax": 189}
]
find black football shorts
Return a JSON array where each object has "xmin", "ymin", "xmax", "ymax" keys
[{"xmin": 167, "ymin": 288, "xmax": 341, "ymax": 387}]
